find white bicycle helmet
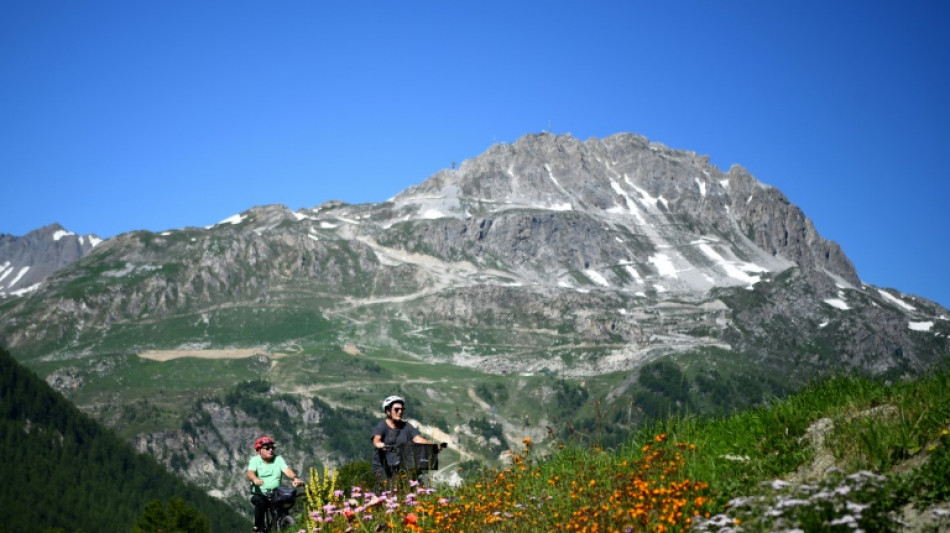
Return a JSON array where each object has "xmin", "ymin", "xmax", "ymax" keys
[{"xmin": 382, "ymin": 395, "xmax": 405, "ymax": 412}]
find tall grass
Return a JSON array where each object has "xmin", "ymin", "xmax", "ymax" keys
[{"xmin": 301, "ymin": 369, "xmax": 950, "ymax": 532}]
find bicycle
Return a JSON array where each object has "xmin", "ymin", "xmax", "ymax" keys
[{"xmin": 251, "ymin": 485, "xmax": 299, "ymax": 532}]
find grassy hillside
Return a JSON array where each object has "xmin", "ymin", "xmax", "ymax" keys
[
  {"xmin": 300, "ymin": 367, "xmax": 950, "ymax": 532},
  {"xmin": 0, "ymin": 346, "xmax": 249, "ymax": 533}
]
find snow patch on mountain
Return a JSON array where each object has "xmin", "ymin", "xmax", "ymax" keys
[
  {"xmin": 694, "ymin": 240, "xmax": 765, "ymax": 286},
  {"xmin": 9, "ymin": 283, "xmax": 41, "ymax": 296},
  {"xmin": 53, "ymin": 229, "xmax": 75, "ymax": 241},
  {"xmin": 824, "ymin": 298, "xmax": 850, "ymax": 310},
  {"xmin": 215, "ymin": 213, "xmax": 246, "ymax": 226},
  {"xmin": 878, "ymin": 289, "xmax": 916, "ymax": 312},
  {"xmin": 8, "ymin": 266, "xmax": 29, "ymax": 286},
  {"xmin": 585, "ymin": 269, "xmax": 610, "ymax": 287},
  {"xmin": 649, "ymin": 253, "xmax": 678, "ymax": 278}
]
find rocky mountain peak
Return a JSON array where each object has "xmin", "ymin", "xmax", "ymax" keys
[
  {"xmin": 391, "ymin": 132, "xmax": 858, "ymax": 292},
  {"xmin": 0, "ymin": 223, "xmax": 102, "ymax": 298}
]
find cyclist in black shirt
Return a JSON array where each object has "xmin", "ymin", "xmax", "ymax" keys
[{"xmin": 371, "ymin": 395, "xmax": 433, "ymax": 482}]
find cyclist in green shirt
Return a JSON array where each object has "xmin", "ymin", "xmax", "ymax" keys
[{"xmin": 247, "ymin": 436, "xmax": 304, "ymax": 531}]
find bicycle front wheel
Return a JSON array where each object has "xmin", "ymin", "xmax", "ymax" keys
[{"xmin": 276, "ymin": 514, "xmax": 296, "ymax": 531}]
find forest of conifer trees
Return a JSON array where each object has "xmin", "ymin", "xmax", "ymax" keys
[{"xmin": 0, "ymin": 347, "xmax": 249, "ymax": 532}]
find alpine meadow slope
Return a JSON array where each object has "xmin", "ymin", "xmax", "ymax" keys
[{"xmin": 1, "ymin": 132, "xmax": 947, "ymax": 510}]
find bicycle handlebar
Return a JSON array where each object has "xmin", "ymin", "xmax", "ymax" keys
[{"xmin": 380, "ymin": 442, "xmax": 448, "ymax": 451}]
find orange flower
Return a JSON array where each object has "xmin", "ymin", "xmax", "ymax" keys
[{"xmin": 403, "ymin": 512, "xmax": 419, "ymax": 525}]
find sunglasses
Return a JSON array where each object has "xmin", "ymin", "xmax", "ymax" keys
[
  {"xmin": 392, "ymin": 407, "xmax": 404, "ymax": 412},
  {"xmin": 262, "ymin": 445, "xmax": 276, "ymax": 450}
]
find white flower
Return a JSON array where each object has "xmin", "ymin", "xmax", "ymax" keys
[
  {"xmin": 777, "ymin": 498, "xmax": 810, "ymax": 508},
  {"xmin": 770, "ymin": 479, "xmax": 792, "ymax": 490},
  {"xmin": 829, "ymin": 514, "xmax": 857, "ymax": 526},
  {"xmin": 846, "ymin": 501, "xmax": 870, "ymax": 513}
]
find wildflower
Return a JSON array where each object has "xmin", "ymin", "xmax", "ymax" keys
[
  {"xmin": 403, "ymin": 512, "xmax": 418, "ymax": 525},
  {"xmin": 829, "ymin": 514, "xmax": 857, "ymax": 526},
  {"xmin": 364, "ymin": 495, "xmax": 382, "ymax": 508},
  {"xmin": 334, "ymin": 489, "xmax": 345, "ymax": 499}
]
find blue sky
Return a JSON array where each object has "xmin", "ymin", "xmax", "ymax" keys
[{"xmin": 2, "ymin": 1, "xmax": 948, "ymax": 308}]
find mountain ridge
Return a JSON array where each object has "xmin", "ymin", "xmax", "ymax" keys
[{"xmin": 3, "ymin": 132, "xmax": 945, "ymax": 372}]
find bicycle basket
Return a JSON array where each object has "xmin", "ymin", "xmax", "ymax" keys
[
  {"xmin": 398, "ymin": 443, "xmax": 440, "ymax": 471},
  {"xmin": 269, "ymin": 486, "xmax": 298, "ymax": 510}
]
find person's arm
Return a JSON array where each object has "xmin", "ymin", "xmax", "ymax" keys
[
  {"xmin": 372, "ymin": 420, "xmax": 389, "ymax": 449},
  {"xmin": 247, "ymin": 456, "xmax": 264, "ymax": 486},
  {"xmin": 282, "ymin": 466, "xmax": 304, "ymax": 488},
  {"xmin": 408, "ymin": 423, "xmax": 430, "ymax": 444}
]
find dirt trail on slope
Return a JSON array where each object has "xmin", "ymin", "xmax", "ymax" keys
[{"xmin": 138, "ymin": 347, "xmax": 287, "ymax": 361}]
